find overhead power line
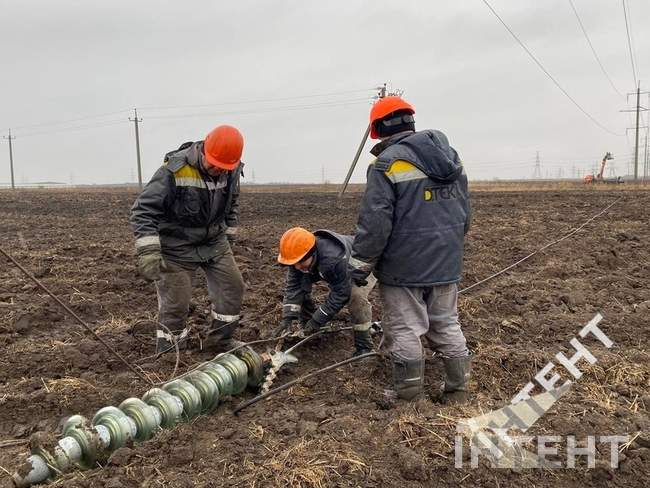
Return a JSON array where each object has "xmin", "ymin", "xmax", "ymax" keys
[
  {"xmin": 481, "ymin": 0, "xmax": 624, "ymax": 136},
  {"xmin": 568, "ymin": 0, "xmax": 623, "ymax": 98},
  {"xmin": 15, "ymin": 119, "xmax": 129, "ymax": 138},
  {"xmin": 145, "ymin": 97, "xmax": 373, "ymax": 121},
  {"xmin": 138, "ymin": 88, "xmax": 376, "ymax": 111},
  {"xmin": 9, "ymin": 109, "xmax": 131, "ymax": 132},
  {"xmin": 622, "ymin": 0, "xmax": 638, "ymax": 88}
]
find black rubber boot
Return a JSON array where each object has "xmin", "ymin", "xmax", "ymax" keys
[
  {"xmin": 441, "ymin": 354, "xmax": 472, "ymax": 404},
  {"xmin": 203, "ymin": 319, "xmax": 242, "ymax": 352},
  {"xmin": 352, "ymin": 329, "xmax": 374, "ymax": 357},
  {"xmin": 391, "ymin": 353, "xmax": 425, "ymax": 401},
  {"xmin": 155, "ymin": 328, "xmax": 189, "ymax": 355}
]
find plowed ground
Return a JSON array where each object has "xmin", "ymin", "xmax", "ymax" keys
[{"xmin": 1, "ymin": 187, "xmax": 649, "ymax": 487}]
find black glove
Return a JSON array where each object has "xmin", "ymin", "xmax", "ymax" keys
[
  {"xmin": 276, "ymin": 317, "xmax": 295, "ymax": 335},
  {"xmin": 350, "ymin": 268, "xmax": 369, "ymax": 287},
  {"xmin": 302, "ymin": 319, "xmax": 321, "ymax": 335},
  {"xmin": 138, "ymin": 251, "xmax": 163, "ymax": 281}
]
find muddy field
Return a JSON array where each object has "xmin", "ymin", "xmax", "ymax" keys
[{"xmin": 0, "ymin": 187, "xmax": 649, "ymax": 487}]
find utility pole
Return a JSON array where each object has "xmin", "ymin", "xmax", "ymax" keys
[
  {"xmin": 129, "ymin": 109, "xmax": 143, "ymax": 188},
  {"xmin": 3, "ymin": 129, "xmax": 15, "ymax": 190},
  {"xmin": 532, "ymin": 151, "xmax": 542, "ymax": 179},
  {"xmin": 621, "ymin": 82, "xmax": 649, "ymax": 181},
  {"xmin": 321, "ymin": 164, "xmax": 325, "ymax": 185},
  {"xmin": 338, "ymin": 83, "xmax": 388, "ymax": 199}
]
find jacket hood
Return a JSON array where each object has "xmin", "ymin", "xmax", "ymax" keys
[{"xmin": 375, "ymin": 130, "xmax": 463, "ymax": 184}]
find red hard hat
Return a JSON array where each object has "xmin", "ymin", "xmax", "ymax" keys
[
  {"xmin": 204, "ymin": 125, "xmax": 244, "ymax": 170},
  {"xmin": 369, "ymin": 96, "xmax": 415, "ymax": 139}
]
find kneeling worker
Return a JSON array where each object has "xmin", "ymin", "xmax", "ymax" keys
[
  {"xmin": 130, "ymin": 125, "xmax": 245, "ymax": 354},
  {"xmin": 277, "ymin": 227, "xmax": 375, "ymax": 357}
]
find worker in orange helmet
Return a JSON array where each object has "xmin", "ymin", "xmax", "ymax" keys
[
  {"xmin": 278, "ymin": 227, "xmax": 376, "ymax": 357},
  {"xmin": 130, "ymin": 125, "xmax": 245, "ymax": 354},
  {"xmin": 350, "ymin": 96, "xmax": 472, "ymax": 404}
]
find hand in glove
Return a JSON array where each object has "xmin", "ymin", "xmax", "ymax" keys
[
  {"xmin": 276, "ymin": 317, "xmax": 295, "ymax": 335},
  {"xmin": 138, "ymin": 251, "xmax": 164, "ymax": 281},
  {"xmin": 350, "ymin": 268, "xmax": 369, "ymax": 287},
  {"xmin": 225, "ymin": 227, "xmax": 238, "ymax": 244},
  {"xmin": 302, "ymin": 319, "xmax": 322, "ymax": 336}
]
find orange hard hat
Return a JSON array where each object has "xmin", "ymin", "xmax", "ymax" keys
[
  {"xmin": 278, "ymin": 227, "xmax": 316, "ymax": 265},
  {"xmin": 203, "ymin": 125, "xmax": 244, "ymax": 170},
  {"xmin": 369, "ymin": 96, "xmax": 415, "ymax": 139}
]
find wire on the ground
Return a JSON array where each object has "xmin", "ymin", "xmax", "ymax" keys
[{"xmin": 0, "ymin": 246, "xmax": 154, "ymax": 386}]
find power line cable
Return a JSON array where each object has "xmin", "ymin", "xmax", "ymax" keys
[
  {"xmin": 568, "ymin": 0, "xmax": 623, "ymax": 97},
  {"xmin": 7, "ymin": 109, "xmax": 131, "ymax": 132},
  {"xmin": 481, "ymin": 0, "xmax": 624, "ymax": 136},
  {"xmin": 146, "ymin": 97, "xmax": 373, "ymax": 121},
  {"xmin": 15, "ymin": 119, "xmax": 129, "ymax": 138},
  {"xmin": 138, "ymin": 88, "xmax": 376, "ymax": 111},
  {"xmin": 622, "ymin": 0, "xmax": 638, "ymax": 87}
]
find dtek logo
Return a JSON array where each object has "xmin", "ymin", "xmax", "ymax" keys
[
  {"xmin": 424, "ymin": 184, "xmax": 460, "ymax": 201},
  {"xmin": 455, "ymin": 314, "xmax": 630, "ymax": 469}
]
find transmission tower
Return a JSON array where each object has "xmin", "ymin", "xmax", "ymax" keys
[{"xmin": 532, "ymin": 151, "xmax": 542, "ymax": 179}]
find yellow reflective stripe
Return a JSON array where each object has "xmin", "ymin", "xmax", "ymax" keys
[
  {"xmin": 174, "ymin": 165, "xmax": 201, "ymax": 179},
  {"xmin": 385, "ymin": 159, "xmax": 427, "ymax": 184}
]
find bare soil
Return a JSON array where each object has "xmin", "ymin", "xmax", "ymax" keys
[{"xmin": 0, "ymin": 187, "xmax": 649, "ymax": 487}]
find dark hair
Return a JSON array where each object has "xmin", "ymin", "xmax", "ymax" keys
[{"xmin": 373, "ymin": 109, "xmax": 415, "ymax": 138}]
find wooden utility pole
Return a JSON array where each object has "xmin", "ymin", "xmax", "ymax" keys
[
  {"xmin": 129, "ymin": 109, "xmax": 143, "ymax": 188},
  {"xmin": 3, "ymin": 129, "xmax": 15, "ymax": 190}
]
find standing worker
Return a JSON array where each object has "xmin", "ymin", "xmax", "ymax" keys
[
  {"xmin": 278, "ymin": 227, "xmax": 375, "ymax": 357},
  {"xmin": 349, "ymin": 96, "xmax": 472, "ymax": 403},
  {"xmin": 130, "ymin": 125, "xmax": 245, "ymax": 354}
]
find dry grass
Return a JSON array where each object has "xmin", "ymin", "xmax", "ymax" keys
[{"xmin": 236, "ymin": 436, "xmax": 369, "ymax": 488}]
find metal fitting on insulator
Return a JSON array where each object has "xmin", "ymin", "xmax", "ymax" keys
[
  {"xmin": 185, "ymin": 371, "xmax": 220, "ymax": 413},
  {"xmin": 200, "ymin": 362, "xmax": 234, "ymax": 397},
  {"xmin": 214, "ymin": 354, "xmax": 248, "ymax": 395},
  {"xmin": 60, "ymin": 415, "xmax": 101, "ymax": 469},
  {"xmin": 142, "ymin": 388, "xmax": 183, "ymax": 428},
  {"xmin": 235, "ymin": 346, "xmax": 265, "ymax": 388},
  {"xmin": 119, "ymin": 398, "xmax": 161, "ymax": 442},
  {"xmin": 163, "ymin": 379, "xmax": 202, "ymax": 419},
  {"xmin": 92, "ymin": 407, "xmax": 136, "ymax": 451}
]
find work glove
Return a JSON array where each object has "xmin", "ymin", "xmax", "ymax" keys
[
  {"xmin": 302, "ymin": 319, "xmax": 322, "ymax": 336},
  {"xmin": 350, "ymin": 269, "xmax": 369, "ymax": 287},
  {"xmin": 138, "ymin": 251, "xmax": 164, "ymax": 282},
  {"xmin": 225, "ymin": 226, "xmax": 238, "ymax": 244},
  {"xmin": 275, "ymin": 317, "xmax": 295, "ymax": 336}
]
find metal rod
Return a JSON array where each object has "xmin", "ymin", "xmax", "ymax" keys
[
  {"xmin": 0, "ymin": 246, "xmax": 153, "ymax": 385},
  {"xmin": 338, "ymin": 124, "xmax": 370, "ymax": 199},
  {"xmin": 233, "ymin": 351, "xmax": 378, "ymax": 415}
]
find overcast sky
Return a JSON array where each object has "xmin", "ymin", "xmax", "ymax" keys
[{"xmin": 1, "ymin": 0, "xmax": 648, "ymax": 185}]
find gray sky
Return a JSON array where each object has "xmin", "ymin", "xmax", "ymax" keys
[{"xmin": 1, "ymin": 0, "xmax": 648, "ymax": 185}]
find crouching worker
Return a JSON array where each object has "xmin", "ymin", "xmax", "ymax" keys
[
  {"xmin": 130, "ymin": 125, "xmax": 245, "ymax": 354},
  {"xmin": 277, "ymin": 227, "xmax": 375, "ymax": 357}
]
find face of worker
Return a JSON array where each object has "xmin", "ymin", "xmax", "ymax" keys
[
  {"xmin": 201, "ymin": 159, "xmax": 228, "ymax": 177},
  {"xmin": 294, "ymin": 255, "xmax": 314, "ymax": 273}
]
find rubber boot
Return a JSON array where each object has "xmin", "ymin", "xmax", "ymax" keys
[
  {"xmin": 155, "ymin": 328, "xmax": 189, "ymax": 355},
  {"xmin": 441, "ymin": 354, "xmax": 472, "ymax": 404},
  {"xmin": 390, "ymin": 353, "xmax": 425, "ymax": 401},
  {"xmin": 203, "ymin": 319, "xmax": 243, "ymax": 353},
  {"xmin": 352, "ymin": 328, "xmax": 374, "ymax": 357}
]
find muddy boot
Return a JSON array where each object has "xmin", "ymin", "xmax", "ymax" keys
[
  {"xmin": 352, "ymin": 328, "xmax": 374, "ymax": 357},
  {"xmin": 203, "ymin": 319, "xmax": 243, "ymax": 353},
  {"xmin": 389, "ymin": 353, "xmax": 425, "ymax": 401},
  {"xmin": 440, "ymin": 354, "xmax": 472, "ymax": 404},
  {"xmin": 155, "ymin": 328, "xmax": 189, "ymax": 355}
]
